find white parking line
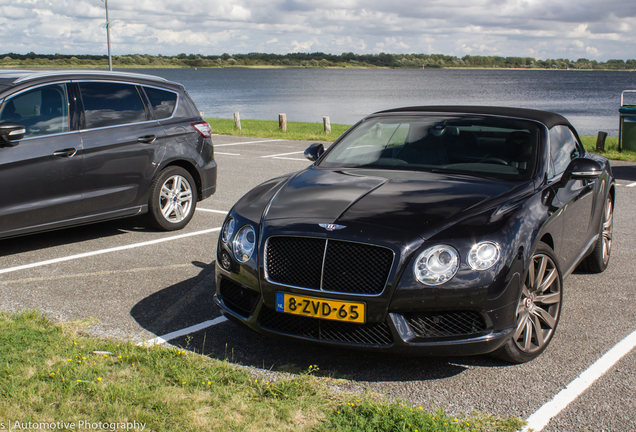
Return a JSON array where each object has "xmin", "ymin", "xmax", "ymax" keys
[
  {"xmin": 0, "ymin": 227, "xmax": 221, "ymax": 275},
  {"xmin": 0, "ymin": 264, "xmax": 191, "ymax": 285},
  {"xmin": 215, "ymin": 139, "xmax": 283, "ymax": 147},
  {"xmin": 197, "ymin": 208, "xmax": 229, "ymax": 214},
  {"xmin": 273, "ymin": 157, "xmax": 309, "ymax": 161},
  {"xmin": 262, "ymin": 150, "xmax": 305, "ymax": 158},
  {"xmin": 523, "ymin": 328, "xmax": 636, "ymax": 432},
  {"xmin": 626, "ymin": 182, "xmax": 636, "ymax": 187},
  {"xmin": 140, "ymin": 316, "xmax": 228, "ymax": 347},
  {"xmin": 215, "ymin": 152, "xmax": 241, "ymax": 156}
]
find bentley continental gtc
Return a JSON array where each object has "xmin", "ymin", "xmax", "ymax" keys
[{"xmin": 215, "ymin": 106, "xmax": 614, "ymax": 363}]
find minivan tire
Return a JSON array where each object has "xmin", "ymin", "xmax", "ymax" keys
[{"xmin": 146, "ymin": 166, "xmax": 197, "ymax": 231}]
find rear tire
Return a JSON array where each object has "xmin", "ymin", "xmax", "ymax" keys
[
  {"xmin": 492, "ymin": 242, "xmax": 563, "ymax": 364},
  {"xmin": 580, "ymin": 196, "xmax": 613, "ymax": 274},
  {"xmin": 146, "ymin": 166, "xmax": 197, "ymax": 231}
]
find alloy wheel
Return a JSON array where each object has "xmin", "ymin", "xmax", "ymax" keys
[
  {"xmin": 159, "ymin": 174, "xmax": 193, "ymax": 223},
  {"xmin": 601, "ymin": 198, "xmax": 613, "ymax": 266},
  {"xmin": 513, "ymin": 253, "xmax": 562, "ymax": 354}
]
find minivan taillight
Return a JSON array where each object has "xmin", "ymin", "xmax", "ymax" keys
[{"xmin": 191, "ymin": 121, "xmax": 212, "ymax": 138}]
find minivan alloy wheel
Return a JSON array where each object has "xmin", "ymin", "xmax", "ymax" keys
[
  {"xmin": 160, "ymin": 174, "xmax": 193, "ymax": 223},
  {"xmin": 147, "ymin": 166, "xmax": 198, "ymax": 231}
]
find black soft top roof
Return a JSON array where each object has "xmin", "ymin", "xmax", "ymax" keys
[{"xmin": 375, "ymin": 106, "xmax": 572, "ymax": 129}]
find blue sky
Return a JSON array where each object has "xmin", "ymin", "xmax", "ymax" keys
[{"xmin": 1, "ymin": 0, "xmax": 635, "ymax": 60}]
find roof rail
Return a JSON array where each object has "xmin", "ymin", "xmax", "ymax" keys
[{"xmin": 13, "ymin": 70, "xmax": 170, "ymax": 84}]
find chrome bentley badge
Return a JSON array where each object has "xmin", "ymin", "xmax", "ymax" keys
[{"xmin": 319, "ymin": 223, "xmax": 346, "ymax": 231}]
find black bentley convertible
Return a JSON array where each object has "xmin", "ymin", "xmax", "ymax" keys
[{"xmin": 215, "ymin": 106, "xmax": 615, "ymax": 363}]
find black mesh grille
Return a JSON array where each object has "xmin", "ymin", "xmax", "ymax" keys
[
  {"xmin": 266, "ymin": 236, "xmax": 393, "ymax": 295},
  {"xmin": 219, "ymin": 278, "xmax": 260, "ymax": 318},
  {"xmin": 259, "ymin": 306, "xmax": 393, "ymax": 346},
  {"xmin": 266, "ymin": 237, "xmax": 325, "ymax": 289},
  {"xmin": 322, "ymin": 241, "xmax": 394, "ymax": 294},
  {"xmin": 404, "ymin": 311, "xmax": 486, "ymax": 338}
]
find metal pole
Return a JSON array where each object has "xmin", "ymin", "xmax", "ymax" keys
[{"xmin": 105, "ymin": 0, "xmax": 112, "ymax": 71}]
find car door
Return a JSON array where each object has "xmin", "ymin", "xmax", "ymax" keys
[
  {"xmin": 0, "ymin": 82, "xmax": 84, "ymax": 237},
  {"xmin": 75, "ymin": 81, "xmax": 166, "ymax": 216},
  {"xmin": 548, "ymin": 125, "xmax": 596, "ymax": 271}
]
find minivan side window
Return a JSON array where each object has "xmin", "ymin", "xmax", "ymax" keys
[
  {"xmin": 144, "ymin": 87, "xmax": 177, "ymax": 120},
  {"xmin": 79, "ymin": 82, "xmax": 147, "ymax": 129},
  {"xmin": 549, "ymin": 125, "xmax": 582, "ymax": 177},
  {"xmin": 0, "ymin": 84, "xmax": 69, "ymax": 138}
]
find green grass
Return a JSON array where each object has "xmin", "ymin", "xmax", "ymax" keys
[
  {"xmin": 207, "ymin": 118, "xmax": 351, "ymax": 142},
  {"xmin": 207, "ymin": 117, "xmax": 636, "ymax": 162},
  {"xmin": 0, "ymin": 311, "xmax": 525, "ymax": 431},
  {"xmin": 579, "ymin": 135, "xmax": 636, "ymax": 161}
]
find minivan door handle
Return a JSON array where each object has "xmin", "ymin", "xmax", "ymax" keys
[
  {"xmin": 53, "ymin": 148, "xmax": 77, "ymax": 158},
  {"xmin": 137, "ymin": 135, "xmax": 156, "ymax": 144}
]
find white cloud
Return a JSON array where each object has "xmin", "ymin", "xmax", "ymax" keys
[{"xmin": 0, "ymin": 0, "xmax": 633, "ymax": 60}]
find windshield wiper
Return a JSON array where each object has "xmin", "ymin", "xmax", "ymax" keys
[{"xmin": 430, "ymin": 168, "xmax": 502, "ymax": 180}]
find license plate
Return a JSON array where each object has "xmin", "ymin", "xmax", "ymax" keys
[{"xmin": 276, "ymin": 292, "xmax": 365, "ymax": 323}]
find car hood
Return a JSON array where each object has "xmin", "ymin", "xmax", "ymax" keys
[{"xmin": 263, "ymin": 167, "xmax": 532, "ymax": 238}]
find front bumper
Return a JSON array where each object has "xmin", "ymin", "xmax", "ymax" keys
[{"xmin": 214, "ymin": 270, "xmax": 516, "ymax": 356}]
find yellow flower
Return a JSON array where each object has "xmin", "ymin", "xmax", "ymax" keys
[
  {"xmin": 207, "ymin": 381, "xmax": 211, "ymax": 385},
  {"xmin": 97, "ymin": 377, "xmax": 102, "ymax": 381},
  {"xmin": 419, "ymin": 406, "xmax": 423, "ymax": 410},
  {"xmin": 49, "ymin": 372, "xmax": 55, "ymax": 376}
]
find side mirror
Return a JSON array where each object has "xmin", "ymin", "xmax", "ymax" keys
[
  {"xmin": 304, "ymin": 143, "xmax": 324, "ymax": 162},
  {"xmin": 0, "ymin": 122, "xmax": 25, "ymax": 146},
  {"xmin": 561, "ymin": 158, "xmax": 603, "ymax": 184}
]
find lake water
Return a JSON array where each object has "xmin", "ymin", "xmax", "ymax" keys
[{"xmin": 124, "ymin": 68, "xmax": 636, "ymax": 137}]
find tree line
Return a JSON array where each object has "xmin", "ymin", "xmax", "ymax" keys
[{"xmin": 2, "ymin": 51, "xmax": 635, "ymax": 70}]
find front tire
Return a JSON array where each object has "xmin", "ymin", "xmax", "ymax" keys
[
  {"xmin": 493, "ymin": 242, "xmax": 563, "ymax": 364},
  {"xmin": 146, "ymin": 166, "xmax": 197, "ymax": 231}
]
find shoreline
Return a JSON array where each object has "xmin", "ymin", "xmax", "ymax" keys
[{"xmin": 1, "ymin": 65, "xmax": 634, "ymax": 72}]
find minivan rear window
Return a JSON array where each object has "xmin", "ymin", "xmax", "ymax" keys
[
  {"xmin": 144, "ymin": 87, "xmax": 177, "ymax": 120},
  {"xmin": 79, "ymin": 82, "xmax": 147, "ymax": 129}
]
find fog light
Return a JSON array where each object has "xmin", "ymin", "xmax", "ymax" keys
[{"xmin": 221, "ymin": 251, "xmax": 232, "ymax": 270}]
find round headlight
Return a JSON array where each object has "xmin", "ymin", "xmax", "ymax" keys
[
  {"xmin": 221, "ymin": 217, "xmax": 235, "ymax": 243},
  {"xmin": 414, "ymin": 245, "xmax": 459, "ymax": 285},
  {"xmin": 468, "ymin": 241, "xmax": 500, "ymax": 270},
  {"xmin": 233, "ymin": 226, "xmax": 256, "ymax": 263}
]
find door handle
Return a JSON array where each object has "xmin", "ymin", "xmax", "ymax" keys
[
  {"xmin": 138, "ymin": 135, "xmax": 156, "ymax": 143},
  {"xmin": 53, "ymin": 148, "xmax": 77, "ymax": 158}
]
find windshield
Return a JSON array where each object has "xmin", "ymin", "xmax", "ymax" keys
[{"xmin": 319, "ymin": 115, "xmax": 540, "ymax": 181}]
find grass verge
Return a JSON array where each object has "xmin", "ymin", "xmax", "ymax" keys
[
  {"xmin": 0, "ymin": 311, "xmax": 525, "ymax": 431},
  {"xmin": 207, "ymin": 118, "xmax": 351, "ymax": 142},
  {"xmin": 207, "ymin": 117, "xmax": 636, "ymax": 162}
]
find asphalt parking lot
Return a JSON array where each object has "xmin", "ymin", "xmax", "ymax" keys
[{"xmin": 1, "ymin": 135, "xmax": 635, "ymax": 431}]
